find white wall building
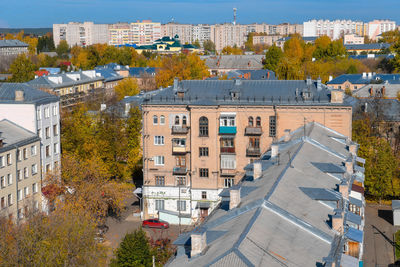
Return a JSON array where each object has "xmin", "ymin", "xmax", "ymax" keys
[
  {"xmin": 367, "ymin": 20, "xmax": 396, "ymax": 40},
  {"xmin": 303, "ymin": 19, "xmax": 364, "ymax": 40},
  {"xmin": 53, "ymin": 22, "xmax": 109, "ymax": 47},
  {"xmin": 0, "ymin": 83, "xmax": 61, "ymax": 175},
  {"xmin": 131, "ymin": 20, "xmax": 161, "ymax": 45}
]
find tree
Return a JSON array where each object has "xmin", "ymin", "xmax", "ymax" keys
[
  {"xmin": 244, "ymin": 32, "xmax": 254, "ymax": 51},
  {"xmin": 221, "ymin": 45, "xmax": 243, "ymax": 55},
  {"xmin": 9, "ymin": 54, "xmax": 37, "ymax": 82},
  {"xmin": 193, "ymin": 39, "xmax": 201, "ymax": 48},
  {"xmin": 114, "ymin": 78, "xmax": 140, "ymax": 100},
  {"xmin": 111, "ymin": 228, "xmax": 152, "ymax": 267},
  {"xmin": 37, "ymin": 35, "xmax": 56, "ymax": 53},
  {"xmin": 263, "ymin": 45, "xmax": 283, "ymax": 72},
  {"xmin": 203, "ymin": 40, "xmax": 216, "ymax": 55},
  {"xmin": 56, "ymin": 40, "xmax": 69, "ymax": 59}
]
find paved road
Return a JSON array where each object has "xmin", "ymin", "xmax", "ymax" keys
[{"xmin": 363, "ymin": 204, "xmax": 397, "ymax": 267}]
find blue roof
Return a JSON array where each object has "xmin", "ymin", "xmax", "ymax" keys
[
  {"xmin": 349, "ymin": 197, "xmax": 363, "ymax": 208},
  {"xmin": 344, "ymin": 96, "xmax": 400, "ymax": 122},
  {"xmin": 94, "ymin": 68, "xmax": 123, "ymax": 82},
  {"xmin": 349, "ymin": 54, "xmax": 394, "ymax": 60},
  {"xmin": 345, "ymin": 43, "xmax": 390, "ymax": 51},
  {"xmin": 129, "ymin": 67, "xmax": 157, "ymax": 77},
  {"xmin": 346, "ymin": 212, "xmax": 362, "ymax": 225},
  {"xmin": 327, "ymin": 73, "xmax": 400, "ymax": 85},
  {"xmin": 345, "ymin": 227, "xmax": 363, "ymax": 243}
]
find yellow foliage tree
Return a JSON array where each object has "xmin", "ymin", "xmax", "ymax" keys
[{"xmin": 114, "ymin": 78, "xmax": 140, "ymax": 100}]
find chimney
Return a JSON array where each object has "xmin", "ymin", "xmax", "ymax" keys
[
  {"xmin": 330, "ymin": 90, "xmax": 343, "ymax": 104},
  {"xmin": 15, "ymin": 90, "xmax": 24, "ymax": 101},
  {"xmin": 339, "ymin": 181, "xmax": 349, "ymax": 199},
  {"xmin": 317, "ymin": 76, "xmax": 322, "ymax": 91},
  {"xmin": 253, "ymin": 162, "xmax": 262, "ymax": 180},
  {"xmin": 229, "ymin": 187, "xmax": 241, "ymax": 210},
  {"xmin": 190, "ymin": 230, "xmax": 207, "ymax": 257},
  {"xmin": 306, "ymin": 76, "xmax": 312, "ymax": 86},
  {"xmin": 349, "ymin": 143, "xmax": 357, "ymax": 155},
  {"xmin": 332, "ymin": 210, "xmax": 344, "ymax": 233},
  {"xmin": 345, "ymin": 157, "xmax": 353, "ymax": 174},
  {"xmin": 173, "ymin": 77, "xmax": 179, "ymax": 90},
  {"xmin": 328, "ymin": 75, "xmax": 333, "ymax": 82},
  {"xmin": 284, "ymin": 129, "xmax": 291, "ymax": 142},
  {"xmin": 362, "ymin": 72, "xmax": 367, "ymax": 78},
  {"xmin": 271, "ymin": 144, "xmax": 279, "ymax": 158}
]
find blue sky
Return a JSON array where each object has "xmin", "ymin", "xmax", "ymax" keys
[{"xmin": 1, "ymin": 0, "xmax": 399, "ymax": 28}]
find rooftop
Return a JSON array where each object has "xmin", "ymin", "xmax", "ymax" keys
[
  {"xmin": 0, "ymin": 39, "xmax": 28, "ymax": 48},
  {"xmin": 327, "ymin": 73, "xmax": 400, "ymax": 85},
  {"xmin": 0, "ymin": 119, "xmax": 40, "ymax": 154},
  {"xmin": 200, "ymin": 55, "xmax": 264, "ymax": 70},
  {"xmin": 344, "ymin": 43, "xmax": 390, "ymax": 51},
  {"xmin": 226, "ymin": 69, "xmax": 276, "ymax": 80},
  {"xmin": 0, "ymin": 83, "xmax": 59, "ymax": 105},
  {"xmin": 353, "ymin": 83, "xmax": 400, "ymax": 99},
  {"xmin": 28, "ymin": 70, "xmax": 104, "ymax": 89}
]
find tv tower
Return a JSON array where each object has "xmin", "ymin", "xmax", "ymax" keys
[{"xmin": 233, "ymin": 8, "xmax": 237, "ymax": 25}]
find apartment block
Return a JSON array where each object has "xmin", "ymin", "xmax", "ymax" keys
[
  {"xmin": 192, "ymin": 24, "xmax": 212, "ymax": 46},
  {"xmin": 344, "ymin": 34, "xmax": 364, "ymax": 44},
  {"xmin": 108, "ymin": 23, "xmax": 132, "ymax": 45},
  {"xmin": 161, "ymin": 23, "xmax": 193, "ymax": 45},
  {"xmin": 367, "ymin": 20, "xmax": 396, "ymax": 40},
  {"xmin": 53, "ymin": 22, "xmax": 109, "ymax": 47},
  {"xmin": 0, "ymin": 40, "xmax": 28, "ymax": 56},
  {"xmin": 303, "ymin": 19, "xmax": 364, "ymax": 40},
  {"xmin": 0, "ymin": 119, "xmax": 42, "ymax": 221},
  {"xmin": 131, "ymin": 20, "xmax": 161, "ymax": 45},
  {"xmin": 0, "ymin": 84, "xmax": 61, "ymax": 176},
  {"xmin": 211, "ymin": 23, "xmax": 248, "ymax": 51},
  {"xmin": 139, "ymin": 78, "xmax": 352, "ymax": 223}
]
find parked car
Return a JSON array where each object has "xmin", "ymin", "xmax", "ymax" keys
[{"xmin": 142, "ymin": 219, "xmax": 169, "ymax": 229}]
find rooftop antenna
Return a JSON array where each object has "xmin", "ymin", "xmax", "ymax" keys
[{"xmin": 233, "ymin": 8, "xmax": 237, "ymax": 25}]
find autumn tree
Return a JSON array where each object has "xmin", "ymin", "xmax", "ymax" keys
[
  {"xmin": 114, "ymin": 77, "xmax": 140, "ymax": 100},
  {"xmin": 56, "ymin": 40, "xmax": 69, "ymax": 59},
  {"xmin": 203, "ymin": 40, "xmax": 216, "ymax": 55},
  {"xmin": 221, "ymin": 45, "xmax": 243, "ymax": 55},
  {"xmin": 263, "ymin": 45, "xmax": 283, "ymax": 72},
  {"xmin": 8, "ymin": 54, "xmax": 37, "ymax": 82}
]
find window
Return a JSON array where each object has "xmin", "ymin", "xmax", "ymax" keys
[
  {"xmin": 45, "ymin": 107, "xmax": 50, "ymax": 118},
  {"xmin": 248, "ymin": 116, "xmax": 254, "ymax": 126},
  {"xmin": 172, "ymin": 138, "xmax": 186, "ymax": 147},
  {"xmin": 154, "ymin": 136, "xmax": 164, "ymax": 145},
  {"xmin": 45, "ymin": 127, "xmax": 50, "ymax": 139},
  {"xmin": 22, "ymin": 148, "xmax": 27, "ymax": 160},
  {"xmin": 175, "ymin": 156, "xmax": 186, "ymax": 167},
  {"xmin": 269, "ymin": 116, "xmax": 276, "ymax": 137},
  {"xmin": 182, "ymin": 116, "xmax": 187, "ymax": 126},
  {"xmin": 52, "ymin": 105, "xmax": 58, "ymax": 116},
  {"xmin": 53, "ymin": 124, "xmax": 58, "ymax": 136},
  {"xmin": 17, "ymin": 189, "xmax": 22, "ymax": 201},
  {"xmin": 154, "ymin": 156, "xmax": 165, "ymax": 166},
  {"xmin": 54, "ymin": 161, "xmax": 59, "ymax": 170},
  {"xmin": 221, "ymin": 155, "xmax": 236, "ymax": 169},
  {"xmin": 224, "ymin": 178, "xmax": 234, "ymax": 188},
  {"xmin": 24, "ymin": 167, "xmax": 28, "ymax": 178},
  {"xmin": 174, "ymin": 115, "xmax": 180, "ymax": 125},
  {"xmin": 54, "ymin": 143, "xmax": 59, "ymax": 154},
  {"xmin": 7, "ymin": 174, "xmax": 12, "ymax": 185},
  {"xmin": 7, "ymin": 194, "xmax": 12, "ymax": 206},
  {"xmin": 17, "ymin": 150, "xmax": 21, "ymax": 161},
  {"xmin": 45, "ymin": 164, "xmax": 51, "ymax": 173},
  {"xmin": 177, "ymin": 200, "xmax": 186, "ymax": 211},
  {"xmin": 33, "ymin": 200, "xmax": 39, "ymax": 211},
  {"xmin": 32, "ymin": 183, "xmax": 38, "ymax": 194},
  {"xmin": 18, "ymin": 208, "xmax": 23, "ymax": 219},
  {"xmin": 153, "ymin": 115, "xmax": 158, "ymax": 125},
  {"xmin": 202, "ymin": 191, "xmax": 207, "ymax": 199},
  {"xmin": 1, "ymin": 197, "xmax": 5, "ymax": 209},
  {"xmin": 199, "ymin": 116, "xmax": 209, "ymax": 137},
  {"xmin": 199, "ymin": 147, "xmax": 209, "ymax": 157},
  {"xmin": 24, "ymin": 187, "xmax": 29, "ymax": 197},
  {"xmin": 30, "ymin": 145, "xmax": 37, "ymax": 156},
  {"xmin": 46, "ymin": 145, "xmax": 51, "ymax": 157},
  {"xmin": 155, "ymin": 200, "xmax": 165, "ymax": 211},
  {"xmin": 36, "ymin": 109, "xmax": 42, "ymax": 120},
  {"xmin": 38, "ymin": 129, "xmax": 42, "ymax": 138},
  {"xmin": 199, "ymin": 168, "xmax": 209, "ymax": 178},
  {"xmin": 155, "ymin": 176, "xmax": 165, "ymax": 186},
  {"xmin": 0, "ymin": 176, "xmax": 5, "ymax": 188},
  {"xmin": 17, "ymin": 170, "xmax": 22, "ymax": 181},
  {"xmin": 249, "ymin": 137, "xmax": 260, "ymax": 148},
  {"xmin": 0, "ymin": 156, "xmax": 4, "ymax": 167},
  {"xmin": 160, "ymin": 115, "xmax": 165, "ymax": 125},
  {"xmin": 256, "ymin": 117, "xmax": 261, "ymax": 127},
  {"xmin": 6, "ymin": 153, "xmax": 11, "ymax": 165},
  {"xmin": 176, "ymin": 176, "xmax": 186, "ymax": 186},
  {"xmin": 32, "ymin": 164, "xmax": 38, "ymax": 175},
  {"xmin": 220, "ymin": 115, "xmax": 236, "ymax": 126}
]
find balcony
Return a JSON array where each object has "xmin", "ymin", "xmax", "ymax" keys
[
  {"xmin": 220, "ymin": 169, "xmax": 236, "ymax": 177},
  {"xmin": 173, "ymin": 167, "xmax": 187, "ymax": 175},
  {"xmin": 220, "ymin": 147, "xmax": 235, "ymax": 154},
  {"xmin": 246, "ymin": 147, "xmax": 261, "ymax": 157},
  {"xmin": 245, "ymin": 126, "xmax": 262, "ymax": 136},
  {"xmin": 171, "ymin": 126, "xmax": 189, "ymax": 134},
  {"xmin": 172, "ymin": 146, "xmax": 187, "ymax": 154},
  {"xmin": 219, "ymin": 126, "xmax": 237, "ymax": 135}
]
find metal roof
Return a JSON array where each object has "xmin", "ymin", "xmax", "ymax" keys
[
  {"xmin": 353, "ymin": 83, "xmax": 400, "ymax": 99},
  {"xmin": 0, "ymin": 83, "xmax": 59, "ymax": 105},
  {"xmin": 392, "ymin": 200, "xmax": 400, "ymax": 210},
  {"xmin": 345, "ymin": 227, "xmax": 363, "ymax": 243},
  {"xmin": 200, "ymin": 55, "xmax": 264, "ymax": 70},
  {"xmin": 0, "ymin": 39, "xmax": 28, "ymax": 47},
  {"xmin": 0, "ymin": 119, "xmax": 40, "ymax": 153},
  {"xmin": 226, "ymin": 69, "xmax": 276, "ymax": 80},
  {"xmin": 345, "ymin": 43, "xmax": 390, "ymax": 51},
  {"xmin": 28, "ymin": 70, "xmax": 104, "ymax": 89},
  {"xmin": 327, "ymin": 73, "xmax": 400, "ymax": 85}
]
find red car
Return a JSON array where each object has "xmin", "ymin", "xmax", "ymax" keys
[{"xmin": 142, "ymin": 219, "xmax": 169, "ymax": 229}]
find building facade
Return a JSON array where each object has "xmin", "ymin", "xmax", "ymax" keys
[
  {"xmin": 344, "ymin": 34, "xmax": 364, "ymax": 44},
  {"xmin": 0, "ymin": 84, "xmax": 61, "ymax": 175},
  {"xmin": 0, "ymin": 119, "xmax": 42, "ymax": 222},
  {"xmin": 0, "ymin": 40, "xmax": 28, "ymax": 56},
  {"xmin": 139, "ymin": 79, "xmax": 352, "ymax": 223},
  {"xmin": 303, "ymin": 20, "xmax": 364, "ymax": 40},
  {"xmin": 108, "ymin": 23, "xmax": 132, "ymax": 45},
  {"xmin": 367, "ymin": 20, "xmax": 396, "ymax": 40},
  {"xmin": 130, "ymin": 20, "xmax": 161, "ymax": 45},
  {"xmin": 53, "ymin": 22, "xmax": 109, "ymax": 47}
]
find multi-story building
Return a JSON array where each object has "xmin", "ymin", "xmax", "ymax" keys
[
  {"xmin": 303, "ymin": 19, "xmax": 364, "ymax": 40},
  {"xmin": 53, "ymin": 22, "xmax": 109, "ymax": 47},
  {"xmin": 28, "ymin": 70, "xmax": 105, "ymax": 108},
  {"xmin": 192, "ymin": 24, "xmax": 212, "ymax": 46},
  {"xmin": 108, "ymin": 23, "xmax": 132, "ymax": 46},
  {"xmin": 367, "ymin": 20, "xmax": 396, "ymax": 40},
  {"xmin": 0, "ymin": 84, "xmax": 60, "ymax": 176},
  {"xmin": 139, "ymin": 78, "xmax": 352, "ymax": 223},
  {"xmin": 169, "ymin": 121, "xmax": 365, "ymax": 266},
  {"xmin": 275, "ymin": 22, "xmax": 303, "ymax": 35},
  {"xmin": 344, "ymin": 34, "xmax": 364, "ymax": 44},
  {"xmin": 252, "ymin": 35, "xmax": 281, "ymax": 46},
  {"xmin": 0, "ymin": 40, "xmax": 28, "ymax": 56},
  {"xmin": 131, "ymin": 20, "xmax": 161, "ymax": 45},
  {"xmin": 0, "ymin": 119, "xmax": 42, "ymax": 221},
  {"xmin": 161, "ymin": 23, "xmax": 193, "ymax": 45},
  {"xmin": 200, "ymin": 55, "xmax": 265, "ymax": 76},
  {"xmin": 211, "ymin": 23, "xmax": 248, "ymax": 51}
]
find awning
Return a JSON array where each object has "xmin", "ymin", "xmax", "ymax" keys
[
  {"xmin": 345, "ymin": 227, "xmax": 363, "ymax": 243},
  {"xmin": 349, "ymin": 197, "xmax": 363, "ymax": 207},
  {"xmin": 196, "ymin": 202, "xmax": 211, "ymax": 209},
  {"xmin": 346, "ymin": 212, "xmax": 362, "ymax": 225}
]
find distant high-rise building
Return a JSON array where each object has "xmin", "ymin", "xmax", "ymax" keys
[
  {"xmin": 211, "ymin": 24, "xmax": 248, "ymax": 51},
  {"xmin": 53, "ymin": 22, "xmax": 109, "ymax": 47},
  {"xmin": 108, "ymin": 23, "xmax": 132, "ymax": 46},
  {"xmin": 131, "ymin": 20, "xmax": 161, "ymax": 45},
  {"xmin": 192, "ymin": 24, "xmax": 212, "ymax": 46},
  {"xmin": 161, "ymin": 23, "xmax": 193, "ymax": 44},
  {"xmin": 303, "ymin": 19, "xmax": 363, "ymax": 40},
  {"xmin": 367, "ymin": 20, "xmax": 396, "ymax": 40}
]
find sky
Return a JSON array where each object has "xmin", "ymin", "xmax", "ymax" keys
[{"xmin": 1, "ymin": 0, "xmax": 399, "ymax": 28}]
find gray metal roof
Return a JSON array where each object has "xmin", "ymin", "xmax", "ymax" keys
[
  {"xmin": 0, "ymin": 119, "xmax": 39, "ymax": 153},
  {"xmin": 140, "ymin": 79, "xmax": 345, "ymax": 107},
  {"xmin": 0, "ymin": 39, "xmax": 28, "ymax": 48},
  {"xmin": 327, "ymin": 73, "xmax": 400, "ymax": 85},
  {"xmin": 28, "ymin": 70, "xmax": 104, "ymax": 89},
  {"xmin": 353, "ymin": 83, "xmax": 400, "ymax": 99},
  {"xmin": 169, "ymin": 122, "xmax": 362, "ymax": 267},
  {"xmin": 200, "ymin": 55, "xmax": 264, "ymax": 70},
  {"xmin": 392, "ymin": 200, "xmax": 400, "ymax": 210},
  {"xmin": 0, "ymin": 83, "xmax": 59, "ymax": 105}
]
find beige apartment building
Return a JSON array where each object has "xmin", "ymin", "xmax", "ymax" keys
[
  {"xmin": 131, "ymin": 20, "xmax": 161, "ymax": 45},
  {"xmin": 0, "ymin": 119, "xmax": 42, "ymax": 222},
  {"xmin": 140, "ymin": 79, "xmax": 352, "ymax": 224},
  {"xmin": 53, "ymin": 22, "xmax": 109, "ymax": 47}
]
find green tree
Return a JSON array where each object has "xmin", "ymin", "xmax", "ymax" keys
[
  {"xmin": 56, "ymin": 40, "xmax": 70, "ymax": 59},
  {"xmin": 263, "ymin": 45, "xmax": 283, "ymax": 72},
  {"xmin": 9, "ymin": 54, "xmax": 37, "ymax": 82},
  {"xmin": 111, "ymin": 228, "xmax": 152, "ymax": 267},
  {"xmin": 245, "ymin": 32, "xmax": 254, "ymax": 51},
  {"xmin": 203, "ymin": 40, "xmax": 216, "ymax": 55},
  {"xmin": 346, "ymin": 64, "xmax": 358, "ymax": 74},
  {"xmin": 193, "ymin": 39, "xmax": 201, "ymax": 48}
]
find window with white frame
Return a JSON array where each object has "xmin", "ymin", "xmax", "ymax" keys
[
  {"xmin": 221, "ymin": 155, "xmax": 236, "ymax": 169},
  {"xmin": 7, "ymin": 194, "xmax": 12, "ymax": 206},
  {"xmin": 17, "ymin": 149, "xmax": 21, "ymax": 161},
  {"xmin": 0, "ymin": 156, "xmax": 4, "ymax": 167},
  {"xmin": 160, "ymin": 115, "xmax": 165, "ymax": 125},
  {"xmin": 154, "ymin": 156, "xmax": 164, "ymax": 166},
  {"xmin": 32, "ymin": 164, "xmax": 38, "ymax": 175},
  {"xmin": 32, "ymin": 183, "xmax": 38, "ymax": 194},
  {"xmin": 154, "ymin": 136, "xmax": 164, "ymax": 145},
  {"xmin": 36, "ymin": 109, "xmax": 42, "ymax": 120},
  {"xmin": 53, "ymin": 124, "xmax": 58, "ymax": 136},
  {"xmin": 0, "ymin": 176, "xmax": 5, "ymax": 188},
  {"xmin": 52, "ymin": 105, "xmax": 58, "ymax": 116},
  {"xmin": 24, "ymin": 187, "xmax": 29, "ymax": 197},
  {"xmin": 177, "ymin": 200, "xmax": 186, "ymax": 211},
  {"xmin": 176, "ymin": 176, "xmax": 186, "ymax": 186},
  {"xmin": 45, "ymin": 127, "xmax": 50, "ymax": 139},
  {"xmin": 54, "ymin": 143, "xmax": 59, "ymax": 154},
  {"xmin": 30, "ymin": 145, "xmax": 37, "ymax": 156},
  {"xmin": 23, "ymin": 148, "xmax": 27, "ymax": 159},
  {"xmin": 6, "ymin": 153, "xmax": 11, "ymax": 165},
  {"xmin": 155, "ymin": 200, "xmax": 164, "ymax": 211},
  {"xmin": 24, "ymin": 167, "xmax": 28, "ymax": 178},
  {"xmin": 38, "ymin": 129, "xmax": 42, "ymax": 139},
  {"xmin": 153, "ymin": 115, "xmax": 158, "ymax": 125},
  {"xmin": 155, "ymin": 176, "xmax": 165, "ymax": 186},
  {"xmin": 1, "ymin": 197, "xmax": 5, "ymax": 209},
  {"xmin": 17, "ymin": 170, "xmax": 21, "ymax": 181},
  {"xmin": 7, "ymin": 174, "xmax": 12, "ymax": 185},
  {"xmin": 224, "ymin": 178, "xmax": 234, "ymax": 188},
  {"xmin": 220, "ymin": 115, "xmax": 236, "ymax": 126},
  {"xmin": 17, "ymin": 189, "xmax": 22, "ymax": 201},
  {"xmin": 33, "ymin": 200, "xmax": 39, "ymax": 211},
  {"xmin": 46, "ymin": 145, "xmax": 51, "ymax": 157},
  {"xmin": 44, "ymin": 107, "xmax": 50, "ymax": 118}
]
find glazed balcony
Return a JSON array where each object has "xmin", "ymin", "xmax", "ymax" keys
[
  {"xmin": 245, "ymin": 126, "xmax": 262, "ymax": 136},
  {"xmin": 246, "ymin": 147, "xmax": 261, "ymax": 157},
  {"xmin": 173, "ymin": 167, "xmax": 187, "ymax": 175},
  {"xmin": 220, "ymin": 147, "xmax": 235, "ymax": 154}
]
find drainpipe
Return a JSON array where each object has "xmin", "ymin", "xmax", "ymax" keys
[
  {"xmin": 188, "ymin": 105, "xmax": 193, "ymax": 222},
  {"xmin": 14, "ymin": 145, "xmax": 19, "ymax": 225}
]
